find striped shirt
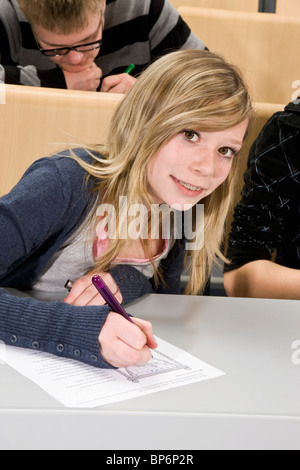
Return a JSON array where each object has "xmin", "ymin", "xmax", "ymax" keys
[{"xmin": 0, "ymin": 0, "xmax": 206, "ymax": 88}]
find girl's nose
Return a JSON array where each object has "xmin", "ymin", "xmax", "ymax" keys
[{"xmin": 193, "ymin": 149, "xmax": 215, "ymax": 176}]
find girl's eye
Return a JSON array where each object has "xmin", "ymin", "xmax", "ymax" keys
[
  {"xmin": 183, "ymin": 130, "xmax": 199, "ymax": 142},
  {"xmin": 219, "ymin": 147, "xmax": 235, "ymax": 158}
]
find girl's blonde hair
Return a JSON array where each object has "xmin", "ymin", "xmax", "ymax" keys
[
  {"xmin": 19, "ymin": 0, "xmax": 105, "ymax": 33},
  {"xmin": 77, "ymin": 49, "xmax": 252, "ymax": 295}
]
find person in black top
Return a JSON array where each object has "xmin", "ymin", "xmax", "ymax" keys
[{"xmin": 224, "ymin": 99, "xmax": 300, "ymax": 300}]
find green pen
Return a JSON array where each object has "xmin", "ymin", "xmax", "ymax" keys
[{"xmin": 124, "ymin": 64, "xmax": 135, "ymax": 75}]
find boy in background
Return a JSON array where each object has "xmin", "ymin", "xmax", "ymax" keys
[{"xmin": 0, "ymin": 0, "xmax": 206, "ymax": 93}]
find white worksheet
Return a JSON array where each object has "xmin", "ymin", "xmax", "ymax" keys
[{"xmin": 0, "ymin": 338, "xmax": 225, "ymax": 408}]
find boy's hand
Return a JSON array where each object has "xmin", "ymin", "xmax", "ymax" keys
[
  {"xmin": 100, "ymin": 73, "xmax": 137, "ymax": 93},
  {"xmin": 63, "ymin": 62, "xmax": 102, "ymax": 91}
]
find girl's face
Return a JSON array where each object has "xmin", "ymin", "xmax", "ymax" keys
[{"xmin": 146, "ymin": 119, "xmax": 248, "ymax": 210}]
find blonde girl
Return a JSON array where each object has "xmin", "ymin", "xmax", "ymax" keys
[
  {"xmin": 69, "ymin": 48, "xmax": 252, "ymax": 295},
  {"xmin": 0, "ymin": 49, "xmax": 252, "ymax": 368}
]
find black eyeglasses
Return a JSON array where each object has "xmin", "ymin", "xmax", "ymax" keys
[{"xmin": 40, "ymin": 39, "xmax": 102, "ymax": 57}]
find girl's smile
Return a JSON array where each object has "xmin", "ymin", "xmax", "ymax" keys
[{"xmin": 170, "ymin": 175, "xmax": 205, "ymax": 198}]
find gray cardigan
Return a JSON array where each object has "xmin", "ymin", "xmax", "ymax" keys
[{"xmin": 0, "ymin": 149, "xmax": 185, "ymax": 367}]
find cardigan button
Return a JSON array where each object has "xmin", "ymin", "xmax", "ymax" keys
[
  {"xmin": 32, "ymin": 341, "xmax": 40, "ymax": 350},
  {"xmin": 10, "ymin": 335, "xmax": 18, "ymax": 344},
  {"xmin": 56, "ymin": 344, "xmax": 65, "ymax": 353},
  {"xmin": 90, "ymin": 354, "xmax": 98, "ymax": 363},
  {"xmin": 74, "ymin": 349, "xmax": 81, "ymax": 358}
]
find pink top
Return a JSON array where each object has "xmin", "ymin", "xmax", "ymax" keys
[{"xmin": 93, "ymin": 218, "xmax": 173, "ymax": 278}]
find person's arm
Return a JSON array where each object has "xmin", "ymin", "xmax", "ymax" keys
[
  {"xmin": 0, "ymin": 63, "xmax": 67, "ymax": 88},
  {"xmin": 0, "ymin": 287, "xmax": 112, "ymax": 367},
  {"xmin": 0, "ymin": 153, "xmax": 109, "ymax": 365},
  {"xmin": 100, "ymin": 73, "xmax": 136, "ymax": 94},
  {"xmin": 98, "ymin": 0, "xmax": 207, "ymax": 94},
  {"xmin": 0, "ymin": 156, "xmax": 85, "ymax": 280},
  {"xmin": 0, "ymin": 2, "xmax": 67, "ymax": 88},
  {"xmin": 154, "ymin": 239, "xmax": 186, "ymax": 295},
  {"xmin": 149, "ymin": 0, "xmax": 207, "ymax": 57},
  {"xmin": 224, "ymin": 260, "xmax": 300, "ymax": 299},
  {"xmin": 98, "ymin": 312, "xmax": 157, "ymax": 368},
  {"xmin": 0, "ymin": 287, "xmax": 157, "ymax": 370},
  {"xmin": 0, "ymin": 153, "xmax": 157, "ymax": 367},
  {"xmin": 63, "ymin": 63, "xmax": 103, "ymax": 92}
]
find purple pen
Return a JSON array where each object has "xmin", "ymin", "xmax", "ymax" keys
[{"xmin": 92, "ymin": 275, "xmax": 133, "ymax": 323}]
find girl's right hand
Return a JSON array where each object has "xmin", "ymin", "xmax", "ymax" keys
[{"xmin": 98, "ymin": 312, "xmax": 158, "ymax": 368}]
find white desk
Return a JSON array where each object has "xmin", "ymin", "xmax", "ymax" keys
[{"xmin": 0, "ymin": 293, "xmax": 299, "ymax": 450}]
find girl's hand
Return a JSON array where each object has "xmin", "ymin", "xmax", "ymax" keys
[
  {"xmin": 98, "ymin": 313, "xmax": 158, "ymax": 368},
  {"xmin": 64, "ymin": 272, "xmax": 122, "ymax": 306}
]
